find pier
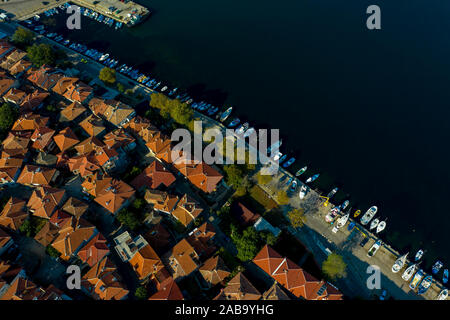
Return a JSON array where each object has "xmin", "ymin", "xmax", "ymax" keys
[{"xmin": 0, "ymin": 0, "xmax": 150, "ymax": 26}]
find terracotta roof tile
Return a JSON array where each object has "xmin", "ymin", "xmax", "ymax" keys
[
  {"xmin": 53, "ymin": 127, "xmax": 79, "ymax": 152},
  {"xmin": 131, "ymin": 160, "xmax": 175, "ymax": 190}
]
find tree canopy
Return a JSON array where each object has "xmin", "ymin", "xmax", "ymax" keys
[
  {"xmin": 0, "ymin": 103, "xmax": 18, "ymax": 135},
  {"xmin": 27, "ymin": 43, "xmax": 56, "ymax": 67},
  {"xmin": 287, "ymin": 208, "xmax": 306, "ymax": 228},
  {"xmin": 230, "ymin": 225, "xmax": 261, "ymax": 262},
  {"xmin": 99, "ymin": 67, "xmax": 116, "ymax": 84},
  {"xmin": 134, "ymin": 286, "xmax": 148, "ymax": 300},
  {"xmin": 149, "ymin": 93, "xmax": 193, "ymax": 128},
  {"xmin": 11, "ymin": 27, "xmax": 34, "ymax": 46},
  {"xmin": 322, "ymin": 253, "xmax": 347, "ymax": 280}
]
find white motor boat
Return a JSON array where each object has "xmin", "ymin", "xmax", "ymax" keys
[
  {"xmin": 332, "ymin": 213, "xmax": 350, "ymax": 233},
  {"xmin": 367, "ymin": 240, "xmax": 382, "ymax": 257},
  {"xmin": 376, "ymin": 220, "xmax": 387, "ymax": 233},
  {"xmin": 402, "ymin": 264, "xmax": 418, "ymax": 281},
  {"xmin": 360, "ymin": 206, "xmax": 378, "ymax": 225},
  {"xmin": 369, "ymin": 218, "xmax": 380, "ymax": 230}
]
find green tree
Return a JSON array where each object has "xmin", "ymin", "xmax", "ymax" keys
[
  {"xmin": 27, "ymin": 43, "xmax": 56, "ymax": 67},
  {"xmin": 0, "ymin": 103, "xmax": 18, "ymax": 135},
  {"xmin": 117, "ymin": 209, "xmax": 141, "ymax": 230},
  {"xmin": 11, "ymin": 27, "xmax": 34, "ymax": 46},
  {"xmin": 99, "ymin": 67, "xmax": 116, "ymax": 84},
  {"xmin": 231, "ymin": 226, "xmax": 261, "ymax": 262},
  {"xmin": 259, "ymin": 231, "xmax": 278, "ymax": 246},
  {"xmin": 322, "ymin": 253, "xmax": 347, "ymax": 280},
  {"xmin": 134, "ymin": 286, "xmax": 148, "ymax": 300},
  {"xmin": 287, "ymin": 208, "xmax": 306, "ymax": 228},
  {"xmin": 276, "ymin": 190, "xmax": 290, "ymax": 205},
  {"xmin": 116, "ymin": 82, "xmax": 125, "ymax": 93},
  {"xmin": 149, "ymin": 93, "xmax": 193, "ymax": 127}
]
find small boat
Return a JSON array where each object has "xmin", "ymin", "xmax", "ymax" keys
[
  {"xmin": 376, "ymin": 220, "xmax": 386, "ymax": 233},
  {"xmin": 369, "ymin": 218, "xmax": 380, "ymax": 230},
  {"xmin": 286, "ymin": 177, "xmax": 293, "ymax": 186},
  {"xmin": 220, "ymin": 106, "xmax": 233, "ymax": 122},
  {"xmin": 282, "ymin": 157, "xmax": 295, "ymax": 168},
  {"xmin": 278, "ymin": 154, "xmax": 287, "ymax": 163},
  {"xmin": 340, "ymin": 200, "xmax": 349, "ymax": 211},
  {"xmin": 295, "ymin": 166, "xmax": 307, "ymax": 176},
  {"xmin": 299, "ymin": 185, "xmax": 308, "ymax": 199},
  {"xmin": 415, "ymin": 249, "xmax": 424, "ymax": 262},
  {"xmin": 437, "ymin": 289, "xmax": 448, "ymax": 300},
  {"xmin": 409, "ymin": 269, "xmax": 424, "ymax": 290},
  {"xmin": 353, "ymin": 209, "xmax": 361, "ymax": 218},
  {"xmin": 273, "ymin": 152, "xmax": 283, "ymax": 161},
  {"xmin": 99, "ymin": 53, "xmax": 109, "ymax": 61},
  {"xmin": 379, "ymin": 289, "xmax": 388, "ymax": 300},
  {"xmin": 236, "ymin": 122, "xmax": 249, "ymax": 135},
  {"xmin": 290, "ymin": 180, "xmax": 297, "ymax": 192},
  {"xmin": 402, "ymin": 264, "xmax": 418, "ymax": 281},
  {"xmin": 335, "ymin": 213, "xmax": 350, "ymax": 230},
  {"xmin": 443, "ymin": 269, "xmax": 448, "ymax": 284},
  {"xmin": 417, "ymin": 275, "xmax": 433, "ymax": 295},
  {"xmin": 306, "ymin": 174, "xmax": 319, "ymax": 183},
  {"xmin": 367, "ymin": 240, "xmax": 382, "ymax": 257},
  {"xmin": 360, "ymin": 206, "xmax": 378, "ymax": 225},
  {"xmin": 327, "ymin": 187, "xmax": 338, "ymax": 198},
  {"xmin": 392, "ymin": 253, "xmax": 409, "ymax": 273},
  {"xmin": 228, "ymin": 118, "xmax": 240, "ymax": 128},
  {"xmin": 432, "ymin": 261, "xmax": 443, "ymax": 275}
]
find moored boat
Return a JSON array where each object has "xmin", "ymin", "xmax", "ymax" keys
[
  {"xmin": 443, "ymin": 269, "xmax": 448, "ymax": 284},
  {"xmin": 432, "ymin": 261, "xmax": 443, "ymax": 275},
  {"xmin": 437, "ymin": 289, "xmax": 448, "ymax": 300},
  {"xmin": 402, "ymin": 264, "xmax": 418, "ymax": 281},
  {"xmin": 236, "ymin": 122, "xmax": 249, "ymax": 135},
  {"xmin": 282, "ymin": 157, "xmax": 295, "ymax": 168},
  {"xmin": 417, "ymin": 275, "xmax": 433, "ymax": 295},
  {"xmin": 369, "ymin": 218, "xmax": 380, "ymax": 230},
  {"xmin": 306, "ymin": 173, "xmax": 319, "ymax": 183},
  {"xmin": 392, "ymin": 253, "xmax": 409, "ymax": 273},
  {"xmin": 353, "ymin": 209, "xmax": 361, "ymax": 218},
  {"xmin": 295, "ymin": 166, "xmax": 307, "ymax": 176},
  {"xmin": 220, "ymin": 106, "xmax": 233, "ymax": 122},
  {"xmin": 367, "ymin": 240, "xmax": 382, "ymax": 257},
  {"xmin": 228, "ymin": 118, "xmax": 240, "ymax": 128},
  {"xmin": 327, "ymin": 187, "xmax": 338, "ymax": 198},
  {"xmin": 299, "ymin": 185, "xmax": 308, "ymax": 200},
  {"xmin": 360, "ymin": 206, "xmax": 378, "ymax": 225},
  {"xmin": 376, "ymin": 220, "xmax": 386, "ymax": 233},
  {"xmin": 333, "ymin": 213, "xmax": 349, "ymax": 233},
  {"xmin": 415, "ymin": 249, "xmax": 424, "ymax": 262},
  {"xmin": 409, "ymin": 269, "xmax": 424, "ymax": 290}
]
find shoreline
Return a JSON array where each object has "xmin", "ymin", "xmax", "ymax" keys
[{"xmin": 1, "ymin": 16, "xmax": 447, "ymax": 299}]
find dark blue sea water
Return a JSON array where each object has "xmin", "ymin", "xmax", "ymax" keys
[{"xmin": 46, "ymin": 0, "xmax": 450, "ymax": 270}]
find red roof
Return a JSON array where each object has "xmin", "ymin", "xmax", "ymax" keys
[
  {"xmin": 131, "ymin": 161, "xmax": 176, "ymax": 190},
  {"xmin": 253, "ymin": 245, "xmax": 343, "ymax": 300},
  {"xmin": 77, "ymin": 233, "xmax": 110, "ymax": 267}
]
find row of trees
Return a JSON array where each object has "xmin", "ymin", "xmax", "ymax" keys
[{"xmin": 149, "ymin": 93, "xmax": 194, "ymax": 129}]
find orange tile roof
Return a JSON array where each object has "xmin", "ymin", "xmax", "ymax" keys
[
  {"xmin": 0, "ymin": 40, "xmax": 13, "ymax": 57},
  {"xmin": 27, "ymin": 186, "xmax": 66, "ymax": 219},
  {"xmin": 164, "ymin": 238, "xmax": 200, "ymax": 279},
  {"xmin": 63, "ymin": 81, "xmax": 92, "ymax": 104},
  {"xmin": 30, "ymin": 126, "xmax": 55, "ymax": 150},
  {"xmin": 199, "ymin": 256, "xmax": 230, "ymax": 287},
  {"xmin": 77, "ymin": 233, "xmax": 110, "ymax": 267},
  {"xmin": 144, "ymin": 189, "xmax": 179, "ymax": 213},
  {"xmin": 16, "ymin": 164, "xmax": 57, "ymax": 186},
  {"xmin": 214, "ymin": 272, "xmax": 261, "ymax": 300},
  {"xmin": 53, "ymin": 127, "xmax": 79, "ymax": 152},
  {"xmin": 1, "ymin": 131, "xmax": 30, "ymax": 152},
  {"xmin": 187, "ymin": 222, "xmax": 216, "ymax": 256},
  {"xmin": 67, "ymin": 153, "xmax": 101, "ymax": 177},
  {"xmin": 59, "ymin": 101, "xmax": 86, "ymax": 122},
  {"xmin": 148, "ymin": 276, "xmax": 184, "ymax": 300},
  {"xmin": 0, "ymin": 228, "xmax": 12, "ymax": 250},
  {"xmin": 171, "ymin": 194, "xmax": 203, "ymax": 227},
  {"xmin": 0, "ymin": 197, "xmax": 27, "ymax": 231},
  {"xmin": 82, "ymin": 256, "xmax": 129, "ymax": 300},
  {"xmin": 3, "ymin": 88, "xmax": 26, "ymax": 105},
  {"xmin": 74, "ymin": 136, "xmax": 104, "ymax": 155},
  {"xmin": 131, "ymin": 160, "xmax": 176, "ymax": 190},
  {"xmin": 0, "ymin": 76, "xmax": 14, "ymax": 96},
  {"xmin": 103, "ymin": 128, "xmax": 135, "ymax": 150},
  {"xmin": 61, "ymin": 197, "xmax": 88, "ymax": 218},
  {"xmin": 253, "ymin": 245, "xmax": 343, "ymax": 300},
  {"xmin": 0, "ymin": 49, "xmax": 26, "ymax": 70},
  {"xmin": 19, "ymin": 89, "xmax": 50, "ymax": 111},
  {"xmin": 52, "ymin": 76, "xmax": 79, "ymax": 96},
  {"xmin": 9, "ymin": 59, "xmax": 31, "ymax": 76},
  {"xmin": 182, "ymin": 162, "xmax": 223, "ymax": 193},
  {"xmin": 26, "ymin": 64, "xmax": 62, "ymax": 91},
  {"xmin": 129, "ymin": 243, "xmax": 164, "ymax": 280},
  {"xmin": 79, "ymin": 114, "xmax": 106, "ymax": 137},
  {"xmin": 11, "ymin": 113, "xmax": 49, "ymax": 131},
  {"xmin": 89, "ymin": 98, "xmax": 135, "ymax": 126}
]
